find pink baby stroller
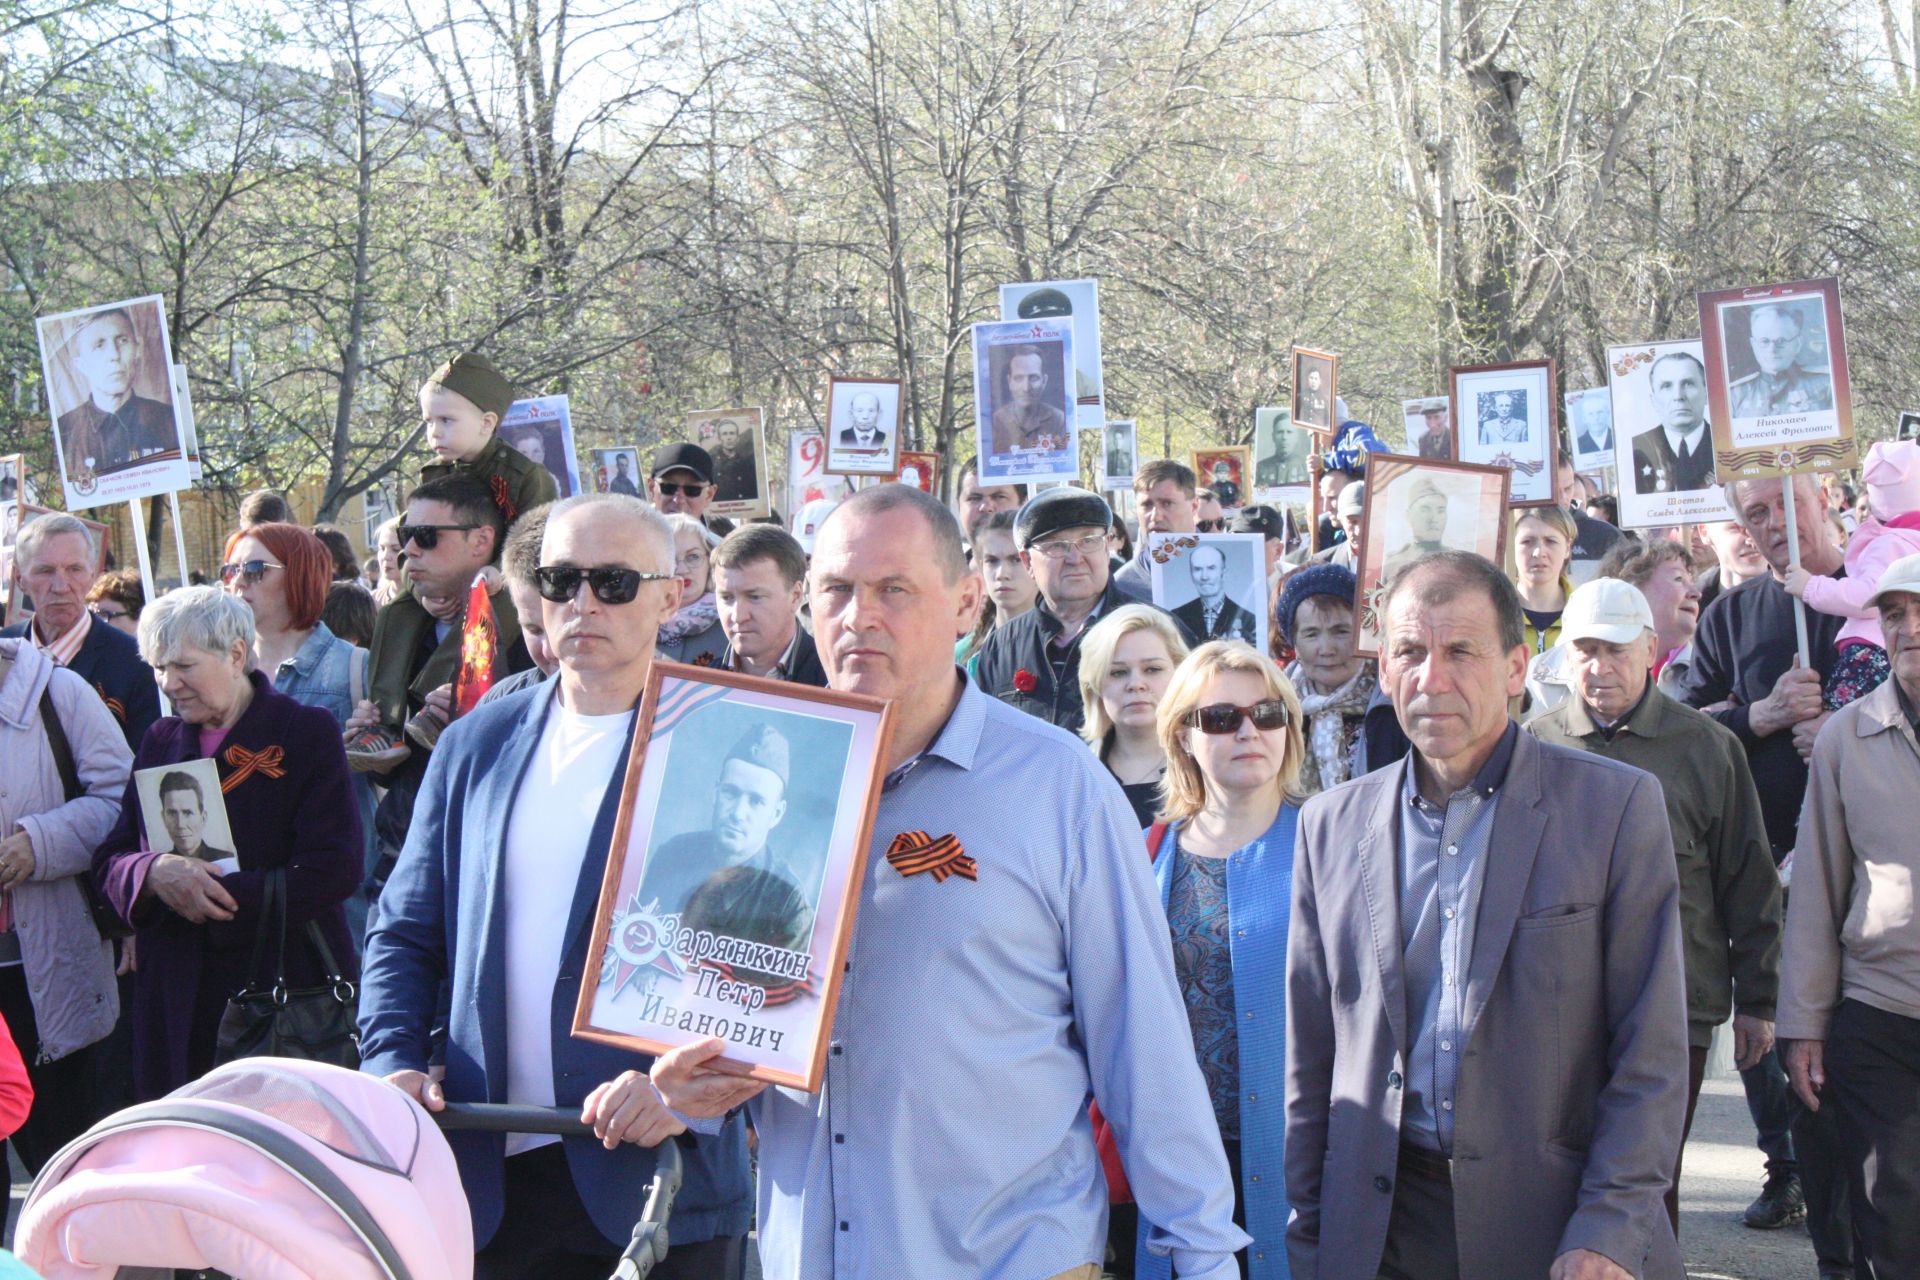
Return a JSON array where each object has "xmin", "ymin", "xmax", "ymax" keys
[{"xmin": 12, "ymin": 1058, "xmax": 682, "ymax": 1280}]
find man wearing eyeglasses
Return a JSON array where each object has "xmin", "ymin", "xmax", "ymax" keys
[
  {"xmin": 1729, "ymin": 303, "xmax": 1833, "ymax": 420},
  {"xmin": 1286, "ymin": 551, "xmax": 1689, "ymax": 1280},
  {"xmin": 975, "ymin": 489, "xmax": 1192, "ymax": 733},
  {"xmin": 1, "ymin": 513, "xmax": 157, "ymax": 752},
  {"xmin": 361, "ymin": 492, "xmax": 751, "ymax": 1278}
]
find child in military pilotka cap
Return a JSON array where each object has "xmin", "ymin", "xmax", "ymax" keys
[{"xmin": 417, "ymin": 352, "xmax": 558, "ymax": 537}]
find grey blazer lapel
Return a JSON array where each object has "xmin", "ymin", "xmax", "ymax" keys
[
  {"xmin": 1459, "ymin": 732, "xmax": 1547, "ymax": 1051},
  {"xmin": 1357, "ymin": 762, "xmax": 1412, "ymax": 1056}
]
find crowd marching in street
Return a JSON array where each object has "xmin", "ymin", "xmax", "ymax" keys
[{"xmin": 2, "ymin": 348, "xmax": 1919, "ymax": 1280}]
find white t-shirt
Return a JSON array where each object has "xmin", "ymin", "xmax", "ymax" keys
[{"xmin": 501, "ymin": 697, "xmax": 630, "ymax": 1155}]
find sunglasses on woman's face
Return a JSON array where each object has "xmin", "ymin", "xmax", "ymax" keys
[
  {"xmin": 534, "ymin": 565, "xmax": 675, "ymax": 606},
  {"xmin": 397, "ymin": 523, "xmax": 478, "ymax": 551},
  {"xmin": 653, "ymin": 481, "xmax": 706, "ymax": 498},
  {"xmin": 218, "ymin": 559, "xmax": 285, "ymax": 586},
  {"xmin": 1187, "ymin": 699, "xmax": 1290, "ymax": 734}
]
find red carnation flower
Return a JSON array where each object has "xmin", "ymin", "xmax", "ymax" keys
[{"xmin": 1013, "ymin": 668, "xmax": 1037, "ymax": 693}]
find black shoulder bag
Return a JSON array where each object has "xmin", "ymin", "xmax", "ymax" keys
[
  {"xmin": 215, "ymin": 867, "xmax": 360, "ymax": 1068},
  {"xmin": 37, "ymin": 685, "xmax": 134, "ymax": 941}
]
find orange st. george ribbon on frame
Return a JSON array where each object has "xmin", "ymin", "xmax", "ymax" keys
[{"xmin": 884, "ymin": 830, "xmax": 976, "ymax": 883}]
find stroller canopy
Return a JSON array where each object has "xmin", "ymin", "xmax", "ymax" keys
[{"xmin": 15, "ymin": 1058, "xmax": 473, "ymax": 1280}]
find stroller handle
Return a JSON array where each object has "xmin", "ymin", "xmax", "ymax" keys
[{"xmin": 432, "ymin": 1102, "xmax": 596, "ymax": 1136}]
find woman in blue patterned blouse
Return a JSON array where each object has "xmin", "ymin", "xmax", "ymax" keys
[{"xmin": 1138, "ymin": 640, "xmax": 1304, "ymax": 1280}]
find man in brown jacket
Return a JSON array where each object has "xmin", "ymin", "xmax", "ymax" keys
[
  {"xmin": 1527, "ymin": 576, "xmax": 1783, "ymax": 1232},
  {"xmin": 1779, "ymin": 552, "xmax": 1920, "ymax": 1278},
  {"xmin": 1286, "ymin": 551, "xmax": 1689, "ymax": 1280}
]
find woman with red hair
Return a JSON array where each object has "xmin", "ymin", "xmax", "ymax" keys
[{"xmin": 222, "ymin": 521, "xmax": 376, "ymax": 941}]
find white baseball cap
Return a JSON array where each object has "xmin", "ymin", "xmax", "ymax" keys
[
  {"xmin": 1560, "ymin": 577, "xmax": 1655, "ymax": 646},
  {"xmin": 793, "ymin": 498, "xmax": 840, "ymax": 554},
  {"xmin": 1866, "ymin": 552, "xmax": 1920, "ymax": 609}
]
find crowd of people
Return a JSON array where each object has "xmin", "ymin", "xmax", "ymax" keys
[{"xmin": 0, "ymin": 352, "xmax": 1916, "ymax": 1280}]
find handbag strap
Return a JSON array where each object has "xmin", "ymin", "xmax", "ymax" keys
[
  {"xmin": 242, "ymin": 866, "xmax": 288, "ymax": 994},
  {"xmin": 37, "ymin": 685, "xmax": 84, "ymax": 803}
]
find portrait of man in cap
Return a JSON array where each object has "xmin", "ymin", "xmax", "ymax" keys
[
  {"xmin": 1402, "ymin": 397, "xmax": 1453, "ymax": 460},
  {"xmin": 45, "ymin": 303, "xmax": 180, "ymax": 483},
  {"xmin": 640, "ymin": 723, "xmax": 822, "ymax": 955},
  {"xmin": 1381, "ymin": 473, "xmax": 1454, "ymax": 581}
]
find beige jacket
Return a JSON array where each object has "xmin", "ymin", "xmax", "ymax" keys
[{"xmin": 1778, "ymin": 677, "xmax": 1920, "ymax": 1040}]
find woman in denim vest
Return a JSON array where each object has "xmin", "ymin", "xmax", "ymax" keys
[{"xmin": 221, "ymin": 522, "xmax": 376, "ymax": 943}]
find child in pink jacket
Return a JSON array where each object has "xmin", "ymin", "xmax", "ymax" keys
[{"xmin": 1786, "ymin": 439, "xmax": 1920, "ymax": 707}]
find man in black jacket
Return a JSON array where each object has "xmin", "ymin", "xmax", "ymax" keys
[
  {"xmin": 974, "ymin": 489, "xmax": 1191, "ymax": 733},
  {"xmin": 712, "ymin": 524, "xmax": 826, "ymax": 686},
  {"xmin": 3, "ymin": 513, "xmax": 158, "ymax": 751}
]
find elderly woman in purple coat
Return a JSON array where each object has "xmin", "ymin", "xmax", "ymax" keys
[{"xmin": 94, "ymin": 587, "xmax": 360, "ymax": 1099}]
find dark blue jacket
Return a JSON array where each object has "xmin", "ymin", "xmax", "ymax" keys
[
  {"xmin": 974, "ymin": 581, "xmax": 1193, "ymax": 734},
  {"xmin": 1, "ymin": 618, "xmax": 159, "ymax": 751},
  {"xmin": 356, "ymin": 681, "xmax": 751, "ymax": 1250}
]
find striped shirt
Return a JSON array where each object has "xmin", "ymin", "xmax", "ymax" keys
[{"xmin": 31, "ymin": 609, "xmax": 90, "ymax": 667}]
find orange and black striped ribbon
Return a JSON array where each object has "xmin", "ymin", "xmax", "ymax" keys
[
  {"xmin": 221, "ymin": 744, "xmax": 287, "ymax": 794},
  {"xmin": 885, "ymin": 830, "xmax": 977, "ymax": 883}
]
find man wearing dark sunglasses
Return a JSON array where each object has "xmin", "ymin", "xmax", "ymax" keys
[
  {"xmin": 362, "ymin": 493, "xmax": 752, "ymax": 1277},
  {"xmin": 347, "ymin": 475, "xmax": 530, "ymax": 784},
  {"xmin": 648, "ymin": 442, "xmax": 722, "ymax": 528}
]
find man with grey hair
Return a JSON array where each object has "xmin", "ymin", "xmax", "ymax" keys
[
  {"xmin": 2, "ymin": 513, "xmax": 158, "ymax": 750},
  {"xmin": 1526, "ymin": 576, "xmax": 1782, "ymax": 1233},
  {"xmin": 653, "ymin": 482, "xmax": 1250, "ymax": 1280},
  {"xmin": 360, "ymin": 491, "xmax": 753, "ymax": 1276},
  {"xmin": 1288, "ymin": 551, "xmax": 1688, "ymax": 1280}
]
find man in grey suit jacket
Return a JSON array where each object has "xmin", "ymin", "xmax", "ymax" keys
[{"xmin": 1285, "ymin": 550, "xmax": 1689, "ymax": 1280}]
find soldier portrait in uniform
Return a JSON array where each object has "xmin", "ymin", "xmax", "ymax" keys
[
  {"xmin": 578, "ymin": 668, "xmax": 894, "ymax": 1090},
  {"xmin": 1101, "ymin": 421, "xmax": 1138, "ymax": 489},
  {"xmin": 596, "ymin": 448, "xmax": 643, "ymax": 496},
  {"xmin": 135, "ymin": 759, "xmax": 237, "ymax": 870},
  {"xmin": 1149, "ymin": 532, "xmax": 1266, "ymax": 649},
  {"xmin": 1291, "ymin": 348, "xmax": 1338, "ymax": 433},
  {"xmin": 825, "ymin": 376, "xmax": 904, "ymax": 476},
  {"xmin": 500, "ymin": 395, "xmax": 582, "ymax": 497},
  {"xmin": 1354, "ymin": 453, "xmax": 1512, "ymax": 656},
  {"xmin": 690, "ymin": 406, "xmax": 770, "ymax": 519},
  {"xmin": 1723, "ymin": 300, "xmax": 1834, "ymax": 420},
  {"xmin": 1401, "ymin": 397, "xmax": 1452, "ymax": 460},
  {"xmin": 973, "ymin": 316, "xmax": 1077, "ymax": 485},
  {"xmin": 1191, "ymin": 446, "xmax": 1251, "ymax": 512},
  {"xmin": 36, "ymin": 295, "xmax": 189, "ymax": 510},
  {"xmin": 1252, "ymin": 408, "xmax": 1311, "ymax": 489},
  {"xmin": 1449, "ymin": 358, "xmax": 1557, "ymax": 506},
  {"xmin": 1697, "ymin": 277, "xmax": 1854, "ymax": 478}
]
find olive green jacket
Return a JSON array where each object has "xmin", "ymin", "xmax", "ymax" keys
[
  {"xmin": 365, "ymin": 585, "xmax": 526, "ymax": 733},
  {"xmin": 1527, "ymin": 687, "xmax": 1782, "ymax": 1046},
  {"xmin": 420, "ymin": 434, "xmax": 558, "ymax": 529}
]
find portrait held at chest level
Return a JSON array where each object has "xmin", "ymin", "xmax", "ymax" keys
[
  {"xmin": 1698, "ymin": 275, "xmax": 1857, "ymax": 481},
  {"xmin": 999, "ymin": 277, "xmax": 1105, "ymax": 427},
  {"xmin": 1606, "ymin": 338, "xmax": 1735, "ymax": 530},
  {"xmin": 1401, "ymin": 396, "xmax": 1452, "ymax": 460},
  {"xmin": 824, "ymin": 376, "xmax": 905, "ymax": 477},
  {"xmin": 1147, "ymin": 531, "xmax": 1267, "ymax": 649},
  {"xmin": 973, "ymin": 317, "xmax": 1078, "ymax": 485},
  {"xmin": 688, "ymin": 407, "xmax": 770, "ymax": 518},
  {"xmin": 1252, "ymin": 407, "xmax": 1312, "ymax": 492},
  {"xmin": 1449, "ymin": 357, "xmax": 1557, "ymax": 505},
  {"xmin": 574, "ymin": 663, "xmax": 894, "ymax": 1091},
  {"xmin": 498, "ymin": 395, "xmax": 583, "ymax": 498},
  {"xmin": 1190, "ymin": 446, "xmax": 1252, "ymax": 513},
  {"xmin": 1353, "ymin": 452, "xmax": 1512, "ymax": 656},
  {"xmin": 133, "ymin": 759, "xmax": 239, "ymax": 873},
  {"xmin": 1291, "ymin": 346, "xmax": 1338, "ymax": 434},
  {"xmin": 35, "ymin": 294, "xmax": 191, "ymax": 511}
]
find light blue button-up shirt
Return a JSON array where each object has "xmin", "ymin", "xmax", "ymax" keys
[
  {"xmin": 746, "ymin": 676, "xmax": 1249, "ymax": 1279},
  {"xmin": 1396, "ymin": 721, "xmax": 1515, "ymax": 1155}
]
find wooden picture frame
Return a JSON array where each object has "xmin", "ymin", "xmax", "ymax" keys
[
  {"xmin": 1353, "ymin": 453, "xmax": 1513, "ymax": 657},
  {"xmin": 1190, "ymin": 445, "xmax": 1253, "ymax": 512},
  {"xmin": 688, "ymin": 407, "xmax": 770, "ymax": 519},
  {"xmin": 572, "ymin": 662, "xmax": 895, "ymax": 1092},
  {"xmin": 1448, "ymin": 358, "xmax": 1557, "ymax": 506},
  {"xmin": 1698, "ymin": 275, "xmax": 1856, "ymax": 480},
  {"xmin": 1291, "ymin": 347, "xmax": 1339, "ymax": 436}
]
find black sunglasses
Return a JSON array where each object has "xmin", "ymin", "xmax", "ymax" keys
[
  {"xmin": 1195, "ymin": 519, "xmax": 1223, "ymax": 533},
  {"xmin": 218, "ymin": 558, "xmax": 285, "ymax": 586},
  {"xmin": 654, "ymin": 481, "xmax": 707, "ymax": 497},
  {"xmin": 398, "ymin": 523, "xmax": 479, "ymax": 551},
  {"xmin": 1187, "ymin": 699, "xmax": 1290, "ymax": 735},
  {"xmin": 535, "ymin": 565, "xmax": 675, "ymax": 605}
]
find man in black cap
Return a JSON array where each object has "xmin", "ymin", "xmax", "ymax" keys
[
  {"xmin": 974, "ymin": 488, "xmax": 1192, "ymax": 732},
  {"xmin": 641, "ymin": 724, "xmax": 818, "ymax": 934},
  {"xmin": 1232, "ymin": 503, "xmax": 1292, "ymax": 588},
  {"xmin": 648, "ymin": 442, "xmax": 733, "ymax": 536}
]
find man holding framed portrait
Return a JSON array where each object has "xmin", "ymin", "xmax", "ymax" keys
[{"xmin": 654, "ymin": 483, "xmax": 1251, "ymax": 1280}]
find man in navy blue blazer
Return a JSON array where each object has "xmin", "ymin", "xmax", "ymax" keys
[
  {"xmin": 359, "ymin": 493, "xmax": 751, "ymax": 1278},
  {"xmin": 3, "ymin": 513, "xmax": 158, "ymax": 751}
]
